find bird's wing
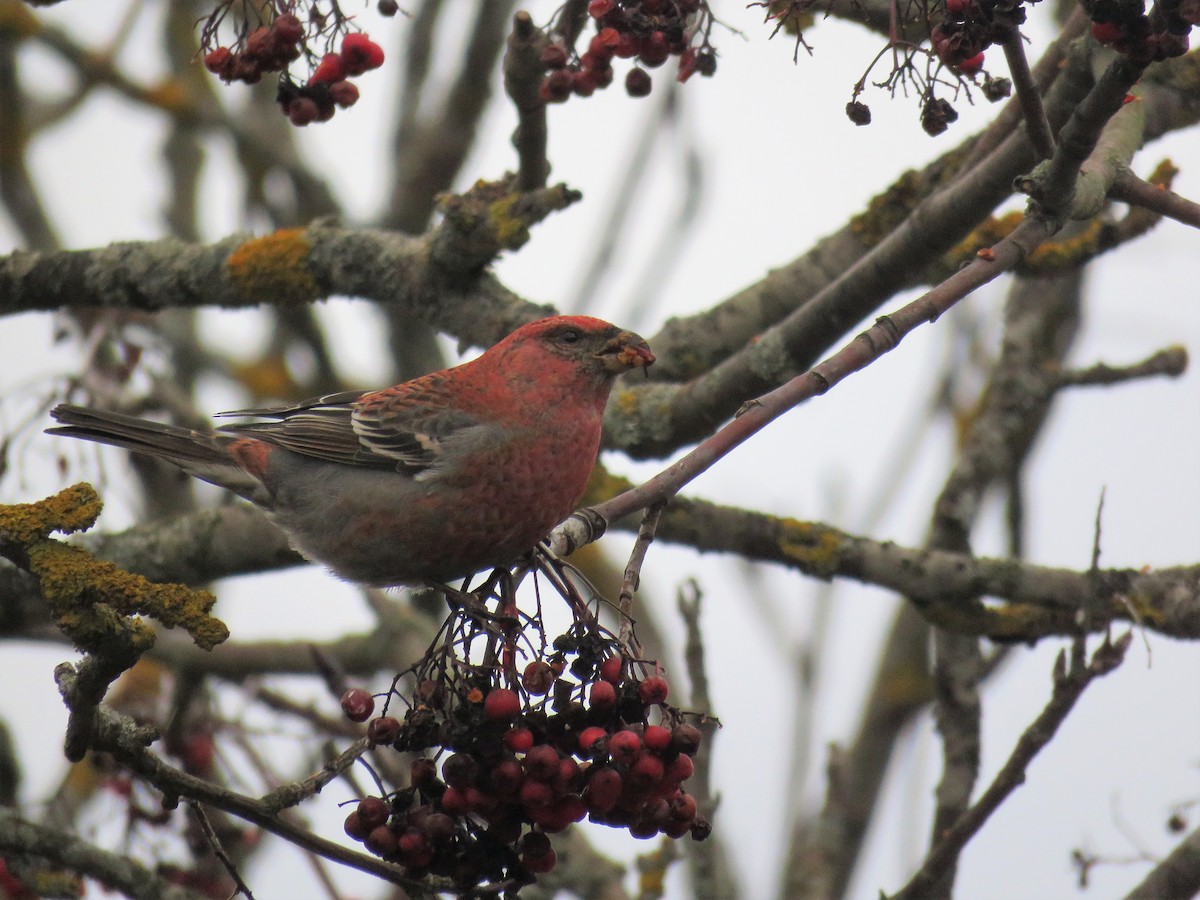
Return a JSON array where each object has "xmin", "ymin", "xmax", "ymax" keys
[{"xmin": 216, "ymin": 385, "xmax": 486, "ymax": 476}]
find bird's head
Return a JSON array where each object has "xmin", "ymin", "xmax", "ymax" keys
[{"xmin": 516, "ymin": 316, "xmax": 655, "ymax": 377}]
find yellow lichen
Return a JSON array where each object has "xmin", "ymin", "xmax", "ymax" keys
[
  {"xmin": 0, "ymin": 482, "xmax": 102, "ymax": 544},
  {"xmin": 226, "ymin": 228, "xmax": 319, "ymax": 305},
  {"xmin": 487, "ymin": 193, "xmax": 533, "ymax": 250},
  {"xmin": 777, "ymin": 518, "xmax": 843, "ymax": 578}
]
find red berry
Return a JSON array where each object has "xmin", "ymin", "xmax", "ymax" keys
[
  {"xmin": 357, "ymin": 796, "xmax": 390, "ymax": 829},
  {"xmin": 1091, "ymin": 21, "xmax": 1124, "ymax": 43},
  {"xmin": 366, "ymin": 824, "xmax": 398, "ymax": 856},
  {"xmin": 311, "ymin": 53, "xmax": 347, "ymax": 85},
  {"xmin": 554, "ymin": 757, "xmax": 582, "ymax": 793},
  {"xmin": 520, "ymin": 779, "xmax": 554, "ymax": 809},
  {"xmin": 490, "ymin": 759, "xmax": 524, "ymax": 797},
  {"xmin": 465, "ymin": 786, "xmax": 499, "ymax": 813},
  {"xmin": 598, "ymin": 656, "xmax": 623, "ymax": 684},
  {"xmin": 588, "ymin": 0, "xmax": 616, "ymax": 16},
  {"xmin": 340, "ymin": 688, "xmax": 374, "ymax": 722},
  {"xmin": 344, "ymin": 810, "xmax": 368, "ymax": 840},
  {"xmin": 522, "ymin": 848, "xmax": 558, "ymax": 873},
  {"xmin": 615, "ymin": 31, "xmax": 639, "ymax": 59},
  {"xmin": 629, "ymin": 753, "xmax": 665, "ymax": 790},
  {"xmin": 608, "ymin": 729, "xmax": 641, "ymax": 763},
  {"xmin": 638, "ymin": 31, "xmax": 670, "ymax": 68},
  {"xmin": 677, "ymin": 48, "xmax": 697, "ymax": 83},
  {"xmin": 204, "ymin": 47, "xmax": 234, "ymax": 78},
  {"xmin": 342, "ymin": 32, "xmax": 385, "ymax": 75},
  {"xmin": 411, "ymin": 757, "xmax": 438, "ymax": 787},
  {"xmin": 244, "ymin": 27, "xmax": 274, "ymax": 62},
  {"xmin": 543, "ymin": 68, "xmax": 573, "ymax": 103},
  {"xmin": 329, "ymin": 80, "xmax": 360, "ymax": 108},
  {"xmin": 367, "ymin": 715, "xmax": 400, "ymax": 744},
  {"xmin": 541, "ymin": 42, "xmax": 569, "ymax": 69},
  {"xmin": 522, "ymin": 660, "xmax": 556, "ymax": 695},
  {"xmin": 643, "ymin": 724, "xmax": 672, "ymax": 752},
  {"xmin": 583, "ymin": 767, "xmax": 622, "ymax": 812},
  {"xmin": 523, "ymin": 744, "xmax": 561, "ymax": 781},
  {"xmin": 638, "ymin": 675, "xmax": 669, "ymax": 706},
  {"xmin": 589, "ymin": 680, "xmax": 618, "ymax": 709},
  {"xmin": 573, "ymin": 69, "xmax": 598, "ymax": 96},
  {"xmin": 625, "ymin": 67, "xmax": 652, "ymax": 97},
  {"xmin": 577, "ymin": 726, "xmax": 608, "ymax": 755},
  {"xmin": 669, "ymin": 791, "xmax": 697, "ymax": 821},
  {"xmin": 504, "ymin": 726, "xmax": 535, "ymax": 754},
  {"xmin": 422, "ymin": 811, "xmax": 455, "ymax": 843},
  {"xmin": 440, "ymin": 786, "xmax": 468, "ymax": 815},
  {"xmin": 664, "ymin": 753, "xmax": 694, "ymax": 787},
  {"xmin": 945, "ymin": 0, "xmax": 969, "ymax": 14},
  {"xmin": 272, "ymin": 13, "xmax": 304, "ymax": 44},
  {"xmin": 484, "ymin": 688, "xmax": 521, "ymax": 722},
  {"xmin": 957, "ymin": 51, "xmax": 985, "ymax": 74}
]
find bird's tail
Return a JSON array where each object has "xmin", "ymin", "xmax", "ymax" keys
[{"xmin": 48, "ymin": 404, "xmax": 263, "ymax": 501}]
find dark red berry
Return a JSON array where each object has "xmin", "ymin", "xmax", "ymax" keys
[
  {"xmin": 608, "ymin": 729, "xmax": 641, "ymax": 763},
  {"xmin": 1091, "ymin": 21, "xmax": 1124, "ymax": 43},
  {"xmin": 945, "ymin": 0, "xmax": 969, "ymax": 14},
  {"xmin": 344, "ymin": 810, "xmax": 368, "ymax": 840},
  {"xmin": 272, "ymin": 13, "xmax": 304, "ymax": 44},
  {"xmin": 598, "ymin": 656, "xmax": 623, "ymax": 684},
  {"xmin": 523, "ymin": 744, "xmax": 561, "ymax": 781},
  {"xmin": 490, "ymin": 758, "xmax": 524, "ymax": 797},
  {"xmin": 625, "ymin": 67, "xmax": 652, "ymax": 97},
  {"xmin": 638, "ymin": 675, "xmax": 669, "ymax": 706},
  {"xmin": 378, "ymin": 0, "xmax": 400, "ymax": 15},
  {"xmin": 589, "ymin": 680, "xmax": 618, "ymax": 709},
  {"xmin": 366, "ymin": 824, "xmax": 398, "ymax": 856},
  {"xmin": 671, "ymin": 723, "xmax": 702, "ymax": 755},
  {"xmin": 638, "ymin": 32, "xmax": 670, "ymax": 68},
  {"xmin": 329, "ymin": 80, "xmax": 360, "ymax": 108},
  {"xmin": 341, "ymin": 688, "xmax": 375, "ymax": 722},
  {"xmin": 484, "ymin": 688, "xmax": 521, "ymax": 722},
  {"xmin": 541, "ymin": 42, "xmax": 569, "ymax": 69},
  {"xmin": 367, "ymin": 715, "xmax": 400, "ymax": 744},
  {"xmin": 615, "ymin": 32, "xmax": 639, "ymax": 59},
  {"xmin": 629, "ymin": 753, "xmax": 665, "ymax": 790},
  {"xmin": 583, "ymin": 767, "xmax": 622, "ymax": 812},
  {"xmin": 643, "ymin": 724, "xmax": 671, "ymax": 752},
  {"xmin": 357, "ymin": 796, "xmax": 390, "ymax": 829},
  {"xmin": 439, "ymin": 786, "xmax": 468, "ymax": 815},
  {"xmin": 441, "ymin": 753, "xmax": 478, "ymax": 790},
  {"xmin": 522, "ymin": 661, "xmax": 556, "ymax": 695},
  {"xmin": 664, "ymin": 753, "xmax": 694, "ymax": 786},
  {"xmin": 522, "ymin": 848, "xmax": 558, "ymax": 873},
  {"xmin": 411, "ymin": 757, "xmax": 438, "ymax": 788},
  {"xmin": 504, "ymin": 726, "xmax": 535, "ymax": 754},
  {"xmin": 520, "ymin": 779, "xmax": 554, "ymax": 809}
]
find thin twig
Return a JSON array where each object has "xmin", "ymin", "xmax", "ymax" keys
[
  {"xmin": 1109, "ymin": 169, "xmax": 1200, "ymax": 228},
  {"xmin": 617, "ymin": 503, "xmax": 665, "ymax": 649},
  {"xmin": 1053, "ymin": 345, "xmax": 1188, "ymax": 388},
  {"xmin": 1001, "ymin": 31, "xmax": 1055, "ymax": 159},
  {"xmin": 889, "ymin": 632, "xmax": 1133, "ymax": 900},
  {"xmin": 188, "ymin": 800, "xmax": 257, "ymax": 899}
]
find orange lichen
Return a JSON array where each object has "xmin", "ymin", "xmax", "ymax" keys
[{"xmin": 226, "ymin": 228, "xmax": 320, "ymax": 305}]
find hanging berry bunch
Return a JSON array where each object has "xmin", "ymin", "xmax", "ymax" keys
[
  {"xmin": 198, "ymin": 2, "xmax": 388, "ymax": 127},
  {"xmin": 336, "ymin": 566, "xmax": 713, "ymax": 892},
  {"xmin": 539, "ymin": 0, "xmax": 719, "ymax": 104},
  {"xmin": 1085, "ymin": 0, "xmax": 1192, "ymax": 63}
]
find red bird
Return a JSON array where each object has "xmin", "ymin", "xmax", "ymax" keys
[{"xmin": 49, "ymin": 316, "xmax": 654, "ymax": 585}]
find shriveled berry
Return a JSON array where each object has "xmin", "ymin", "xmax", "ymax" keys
[
  {"xmin": 691, "ymin": 815, "xmax": 713, "ymax": 841},
  {"xmin": 357, "ymin": 796, "xmax": 390, "ymax": 829},
  {"xmin": 204, "ymin": 47, "xmax": 234, "ymax": 78},
  {"xmin": 846, "ymin": 100, "xmax": 872, "ymax": 126},
  {"xmin": 272, "ymin": 13, "xmax": 304, "ymax": 44},
  {"xmin": 341, "ymin": 688, "xmax": 374, "ymax": 722},
  {"xmin": 589, "ymin": 680, "xmax": 617, "ymax": 709},
  {"xmin": 695, "ymin": 49, "xmax": 717, "ymax": 76},
  {"xmin": 671, "ymin": 723, "xmax": 702, "ymax": 755},
  {"xmin": 638, "ymin": 676, "xmax": 669, "ymax": 706},
  {"xmin": 379, "ymin": 0, "xmax": 400, "ymax": 14},
  {"xmin": 484, "ymin": 688, "xmax": 521, "ymax": 722},
  {"xmin": 625, "ymin": 67, "xmax": 652, "ymax": 97}
]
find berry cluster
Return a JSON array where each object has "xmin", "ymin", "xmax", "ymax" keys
[
  {"xmin": 200, "ymin": 6, "xmax": 385, "ymax": 128},
  {"xmin": 540, "ymin": 0, "xmax": 717, "ymax": 103},
  {"xmin": 277, "ymin": 33, "xmax": 385, "ymax": 126},
  {"xmin": 1087, "ymin": 0, "xmax": 1192, "ymax": 63},
  {"xmin": 204, "ymin": 14, "xmax": 305, "ymax": 85},
  {"xmin": 338, "ymin": 632, "xmax": 709, "ymax": 891}
]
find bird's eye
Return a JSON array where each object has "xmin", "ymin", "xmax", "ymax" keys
[{"xmin": 558, "ymin": 329, "xmax": 581, "ymax": 344}]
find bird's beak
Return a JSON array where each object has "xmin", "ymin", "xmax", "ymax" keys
[{"xmin": 598, "ymin": 331, "xmax": 655, "ymax": 375}]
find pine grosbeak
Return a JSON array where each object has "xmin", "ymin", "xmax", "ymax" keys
[{"xmin": 49, "ymin": 316, "xmax": 654, "ymax": 585}]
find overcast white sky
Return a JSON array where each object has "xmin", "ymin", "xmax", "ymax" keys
[{"xmin": 2, "ymin": 2, "xmax": 1200, "ymax": 898}]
